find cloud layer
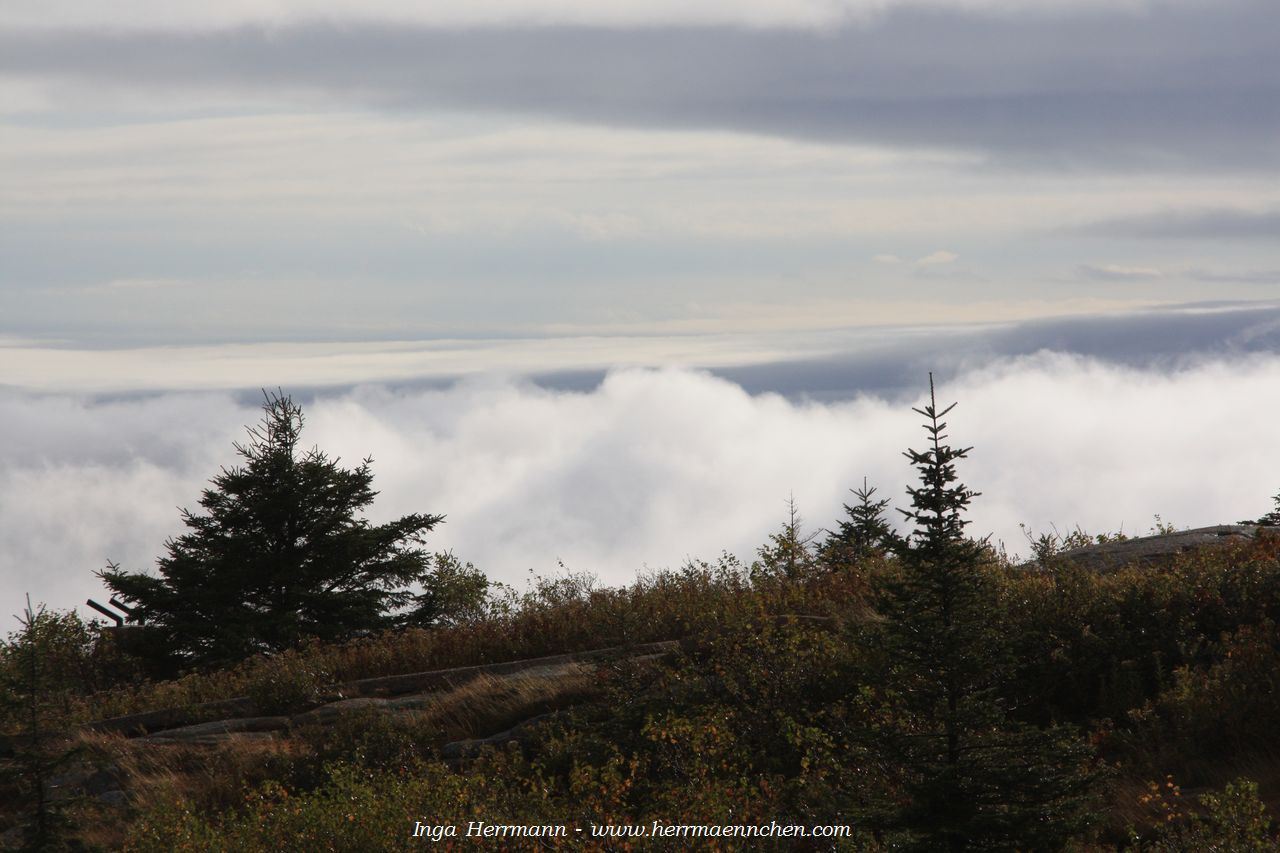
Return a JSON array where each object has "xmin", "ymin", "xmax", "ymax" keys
[
  {"xmin": 0, "ymin": 0, "xmax": 1189, "ymax": 32},
  {"xmin": 5, "ymin": 356, "xmax": 1280, "ymax": 623},
  {"xmin": 5, "ymin": 1, "xmax": 1277, "ymax": 172},
  {"xmin": 3, "ymin": 3, "xmax": 1275, "ymax": 353},
  {"xmin": 1, "ymin": 0, "xmax": 1276, "ymax": 624}
]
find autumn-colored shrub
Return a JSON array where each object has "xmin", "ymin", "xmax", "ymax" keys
[
  {"xmin": 48, "ymin": 526, "xmax": 1280, "ymax": 850},
  {"xmin": 1000, "ymin": 537, "xmax": 1280, "ymax": 727},
  {"xmin": 1129, "ymin": 777, "xmax": 1278, "ymax": 850},
  {"xmin": 72, "ymin": 554, "xmax": 871, "ymax": 724}
]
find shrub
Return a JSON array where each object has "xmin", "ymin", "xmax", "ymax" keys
[
  {"xmin": 1131, "ymin": 777, "xmax": 1277, "ymax": 850},
  {"xmin": 244, "ymin": 650, "xmax": 332, "ymax": 715}
]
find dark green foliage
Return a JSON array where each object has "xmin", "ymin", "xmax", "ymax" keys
[
  {"xmin": 242, "ymin": 646, "xmax": 334, "ymax": 714},
  {"xmin": 0, "ymin": 599, "xmax": 82, "ymax": 850},
  {"xmin": 0, "ymin": 606, "xmax": 141, "ymax": 706},
  {"xmin": 492, "ymin": 615, "xmax": 887, "ymax": 843},
  {"xmin": 404, "ymin": 551, "xmax": 490, "ymax": 628},
  {"xmin": 1241, "ymin": 488, "xmax": 1280, "ymax": 526},
  {"xmin": 98, "ymin": 391, "xmax": 444, "ymax": 669},
  {"xmin": 825, "ymin": 477, "xmax": 900, "ymax": 566},
  {"xmin": 1002, "ymin": 539, "xmax": 1280, "ymax": 729},
  {"xmin": 754, "ymin": 494, "xmax": 820, "ymax": 580},
  {"xmin": 870, "ymin": 376, "xmax": 1099, "ymax": 850},
  {"xmin": 1115, "ymin": 619, "xmax": 1280, "ymax": 782}
]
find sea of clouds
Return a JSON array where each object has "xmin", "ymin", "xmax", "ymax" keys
[{"xmin": 3, "ymin": 351, "xmax": 1278, "ymax": 623}]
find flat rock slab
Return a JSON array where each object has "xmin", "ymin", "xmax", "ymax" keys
[
  {"xmin": 385, "ymin": 692, "xmax": 446, "ymax": 711},
  {"xmin": 291, "ymin": 697, "xmax": 390, "ymax": 725},
  {"xmin": 440, "ymin": 711, "xmax": 561, "ymax": 762},
  {"xmin": 1045, "ymin": 525, "xmax": 1274, "ymax": 571},
  {"xmin": 338, "ymin": 640, "xmax": 680, "ymax": 699},
  {"xmin": 134, "ymin": 660, "xmax": 600, "ymax": 745},
  {"xmin": 85, "ymin": 640, "xmax": 679, "ymax": 742},
  {"xmin": 139, "ymin": 716, "xmax": 289, "ymax": 744},
  {"xmin": 90, "ymin": 696, "xmax": 256, "ymax": 738}
]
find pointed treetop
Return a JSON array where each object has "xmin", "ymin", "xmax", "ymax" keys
[{"xmin": 899, "ymin": 373, "xmax": 980, "ymax": 545}]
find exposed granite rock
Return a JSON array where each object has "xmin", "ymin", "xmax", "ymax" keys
[
  {"xmin": 338, "ymin": 640, "xmax": 680, "ymax": 699},
  {"xmin": 384, "ymin": 692, "xmax": 446, "ymax": 711},
  {"xmin": 95, "ymin": 790, "xmax": 129, "ymax": 807},
  {"xmin": 44, "ymin": 760, "xmax": 128, "ymax": 803},
  {"xmin": 89, "ymin": 696, "xmax": 256, "ymax": 737},
  {"xmin": 80, "ymin": 765, "xmax": 125, "ymax": 796},
  {"xmin": 1036, "ymin": 525, "xmax": 1275, "ymax": 572},
  {"xmin": 82, "ymin": 628, "xmax": 832, "ymax": 750},
  {"xmin": 440, "ymin": 711, "xmax": 562, "ymax": 763},
  {"xmin": 290, "ymin": 697, "xmax": 390, "ymax": 725},
  {"xmin": 138, "ymin": 716, "xmax": 289, "ymax": 744},
  {"xmin": 1, "ymin": 624, "xmax": 834, "ymax": 842},
  {"xmin": 83, "ymin": 641, "xmax": 679, "ymax": 743}
]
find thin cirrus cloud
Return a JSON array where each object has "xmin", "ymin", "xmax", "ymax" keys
[
  {"xmin": 2, "ymin": 1, "xmax": 1277, "ymax": 172},
  {"xmin": 1074, "ymin": 264, "xmax": 1280, "ymax": 286},
  {"xmin": 1074, "ymin": 207, "xmax": 1280, "ymax": 241},
  {"xmin": 0, "ymin": 0, "xmax": 1196, "ymax": 32},
  {"xmin": 869, "ymin": 250, "xmax": 957, "ymax": 266},
  {"xmin": 1076, "ymin": 264, "xmax": 1164, "ymax": 282},
  {"xmin": 915, "ymin": 250, "xmax": 958, "ymax": 266},
  {"xmin": 7, "ymin": 352, "xmax": 1280, "ymax": 619}
]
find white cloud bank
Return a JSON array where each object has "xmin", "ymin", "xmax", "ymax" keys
[{"xmin": 3, "ymin": 353, "xmax": 1278, "ymax": 622}]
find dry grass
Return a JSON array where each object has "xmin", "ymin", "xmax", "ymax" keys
[
  {"xmin": 409, "ymin": 662, "xmax": 600, "ymax": 743},
  {"xmin": 54, "ymin": 656, "xmax": 609, "ymax": 850},
  {"xmin": 72, "ymin": 559, "xmax": 872, "ymax": 726},
  {"xmin": 70, "ymin": 730, "xmax": 301, "ymax": 846}
]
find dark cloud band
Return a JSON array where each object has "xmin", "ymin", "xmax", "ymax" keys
[{"xmin": 3, "ymin": 0, "xmax": 1277, "ymax": 171}]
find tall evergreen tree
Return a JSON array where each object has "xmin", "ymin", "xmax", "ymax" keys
[
  {"xmin": 99, "ymin": 392, "xmax": 444, "ymax": 668},
  {"xmin": 872, "ymin": 375, "xmax": 1097, "ymax": 851}
]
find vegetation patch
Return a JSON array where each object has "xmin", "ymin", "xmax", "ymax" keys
[{"xmin": 6, "ymin": 385, "xmax": 1280, "ymax": 849}]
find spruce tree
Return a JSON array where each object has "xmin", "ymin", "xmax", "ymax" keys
[
  {"xmin": 0, "ymin": 598, "xmax": 80, "ymax": 850},
  {"xmin": 756, "ymin": 493, "xmax": 820, "ymax": 580},
  {"xmin": 824, "ymin": 477, "xmax": 898, "ymax": 565},
  {"xmin": 872, "ymin": 375, "xmax": 1097, "ymax": 851},
  {"xmin": 99, "ymin": 392, "xmax": 444, "ymax": 668}
]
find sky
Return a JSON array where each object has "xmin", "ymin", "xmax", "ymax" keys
[{"xmin": 1, "ymin": 0, "xmax": 1278, "ymax": 619}]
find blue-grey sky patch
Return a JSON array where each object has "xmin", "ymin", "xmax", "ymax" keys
[
  {"xmin": 1076, "ymin": 208, "xmax": 1280, "ymax": 241},
  {"xmin": 710, "ymin": 302, "xmax": 1280, "ymax": 401},
  {"xmin": 1188, "ymin": 268, "xmax": 1280, "ymax": 285}
]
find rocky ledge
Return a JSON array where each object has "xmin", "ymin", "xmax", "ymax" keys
[{"xmin": 1038, "ymin": 524, "xmax": 1277, "ymax": 572}]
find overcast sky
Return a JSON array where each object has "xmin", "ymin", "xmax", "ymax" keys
[{"xmin": 1, "ymin": 0, "xmax": 1278, "ymax": 617}]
